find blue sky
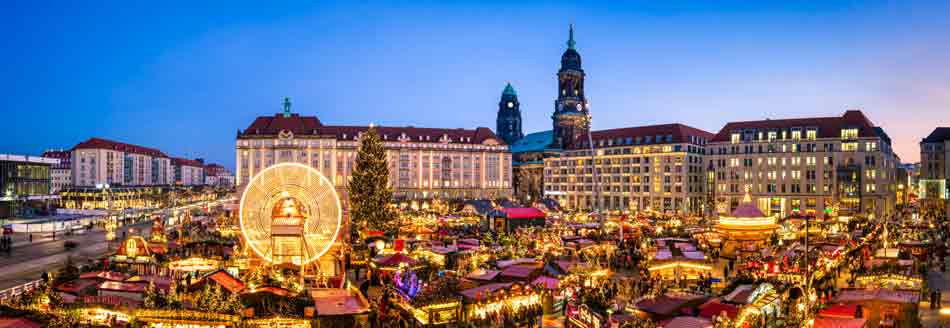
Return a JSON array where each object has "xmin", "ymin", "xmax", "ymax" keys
[{"xmin": 3, "ymin": 1, "xmax": 950, "ymax": 169}]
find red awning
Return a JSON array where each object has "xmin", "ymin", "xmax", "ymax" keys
[{"xmin": 501, "ymin": 207, "xmax": 546, "ymax": 219}]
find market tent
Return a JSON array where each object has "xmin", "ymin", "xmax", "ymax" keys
[{"xmin": 813, "ymin": 317, "xmax": 867, "ymax": 328}]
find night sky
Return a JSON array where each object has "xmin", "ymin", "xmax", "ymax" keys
[{"xmin": 4, "ymin": 1, "xmax": 950, "ymax": 169}]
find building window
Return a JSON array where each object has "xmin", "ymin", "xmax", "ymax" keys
[{"xmin": 840, "ymin": 128, "xmax": 859, "ymax": 139}]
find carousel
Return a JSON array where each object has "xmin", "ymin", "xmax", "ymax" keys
[{"xmin": 716, "ymin": 192, "xmax": 778, "ymax": 258}]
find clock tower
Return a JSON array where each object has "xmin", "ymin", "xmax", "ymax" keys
[
  {"xmin": 496, "ymin": 83, "xmax": 523, "ymax": 145},
  {"xmin": 552, "ymin": 24, "xmax": 589, "ymax": 150}
]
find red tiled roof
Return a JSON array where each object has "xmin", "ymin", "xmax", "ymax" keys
[
  {"xmin": 171, "ymin": 157, "xmax": 203, "ymax": 167},
  {"xmin": 72, "ymin": 137, "xmax": 168, "ymax": 158},
  {"xmin": 41, "ymin": 150, "xmax": 71, "ymax": 168},
  {"xmin": 570, "ymin": 123, "xmax": 715, "ymax": 150},
  {"xmin": 204, "ymin": 163, "xmax": 228, "ymax": 175},
  {"xmin": 711, "ymin": 110, "xmax": 878, "ymax": 142},
  {"xmin": 239, "ymin": 113, "xmax": 503, "ymax": 145},
  {"xmin": 501, "ymin": 207, "xmax": 546, "ymax": 219}
]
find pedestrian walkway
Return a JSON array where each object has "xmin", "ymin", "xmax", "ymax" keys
[
  {"xmin": 920, "ymin": 265, "xmax": 950, "ymax": 328},
  {"xmin": 541, "ymin": 314, "xmax": 565, "ymax": 328}
]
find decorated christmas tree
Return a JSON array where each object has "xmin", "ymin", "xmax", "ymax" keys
[{"xmin": 348, "ymin": 126, "xmax": 397, "ymax": 236}]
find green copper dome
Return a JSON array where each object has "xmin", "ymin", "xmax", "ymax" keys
[{"xmin": 502, "ymin": 83, "xmax": 517, "ymax": 96}]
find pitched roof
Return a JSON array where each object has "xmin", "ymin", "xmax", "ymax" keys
[
  {"xmin": 171, "ymin": 157, "xmax": 203, "ymax": 167},
  {"xmin": 239, "ymin": 113, "xmax": 503, "ymax": 145},
  {"xmin": 72, "ymin": 137, "xmax": 168, "ymax": 158},
  {"xmin": 510, "ymin": 130, "xmax": 553, "ymax": 154},
  {"xmin": 571, "ymin": 123, "xmax": 714, "ymax": 150},
  {"xmin": 198, "ymin": 269, "xmax": 245, "ymax": 293},
  {"xmin": 711, "ymin": 110, "xmax": 877, "ymax": 142},
  {"xmin": 922, "ymin": 127, "xmax": 950, "ymax": 143}
]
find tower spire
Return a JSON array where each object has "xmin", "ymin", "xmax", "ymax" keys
[
  {"xmin": 282, "ymin": 97, "xmax": 292, "ymax": 118},
  {"xmin": 567, "ymin": 24, "xmax": 576, "ymax": 50}
]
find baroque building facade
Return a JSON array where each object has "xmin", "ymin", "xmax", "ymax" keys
[
  {"xmin": 236, "ymin": 99, "xmax": 512, "ymax": 200},
  {"xmin": 706, "ymin": 110, "xmax": 898, "ymax": 219}
]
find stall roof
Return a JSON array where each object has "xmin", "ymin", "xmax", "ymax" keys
[
  {"xmin": 501, "ymin": 207, "xmax": 545, "ymax": 220},
  {"xmin": 697, "ymin": 300, "xmax": 738, "ymax": 320},
  {"xmin": 834, "ymin": 289, "xmax": 919, "ymax": 304},
  {"xmin": 500, "ymin": 264, "xmax": 539, "ymax": 279},
  {"xmin": 532, "ymin": 276, "xmax": 559, "ymax": 290},
  {"xmin": 496, "ymin": 258, "xmax": 538, "ymax": 268},
  {"xmin": 0, "ymin": 318, "xmax": 41, "ymax": 328},
  {"xmin": 197, "ymin": 269, "xmax": 245, "ymax": 293},
  {"xmin": 818, "ymin": 304, "xmax": 858, "ymax": 318},
  {"xmin": 465, "ymin": 269, "xmax": 500, "ymax": 281},
  {"xmin": 661, "ymin": 316, "xmax": 712, "ymax": 328},
  {"xmin": 98, "ymin": 281, "xmax": 147, "ymax": 293},
  {"xmin": 54, "ymin": 279, "xmax": 99, "ymax": 294},
  {"xmin": 79, "ymin": 271, "xmax": 129, "ymax": 282},
  {"xmin": 374, "ymin": 253, "xmax": 419, "ymax": 267},
  {"xmin": 459, "ymin": 283, "xmax": 513, "ymax": 300},
  {"xmin": 813, "ymin": 317, "xmax": 867, "ymax": 328},
  {"xmin": 635, "ymin": 294, "xmax": 705, "ymax": 316},
  {"xmin": 310, "ymin": 288, "xmax": 371, "ymax": 316}
]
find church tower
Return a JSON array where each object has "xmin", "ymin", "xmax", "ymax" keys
[
  {"xmin": 551, "ymin": 24, "xmax": 590, "ymax": 149},
  {"xmin": 496, "ymin": 83, "xmax": 523, "ymax": 145}
]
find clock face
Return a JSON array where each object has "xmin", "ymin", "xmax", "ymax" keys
[
  {"xmin": 575, "ymin": 103, "xmax": 582, "ymax": 111},
  {"xmin": 507, "ymin": 102, "xmax": 514, "ymax": 108}
]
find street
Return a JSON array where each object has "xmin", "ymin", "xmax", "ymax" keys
[{"xmin": 0, "ymin": 220, "xmax": 153, "ymax": 291}]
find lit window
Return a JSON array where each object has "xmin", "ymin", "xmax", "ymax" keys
[
  {"xmin": 841, "ymin": 128, "xmax": 859, "ymax": 139},
  {"xmin": 842, "ymin": 142, "xmax": 858, "ymax": 151}
]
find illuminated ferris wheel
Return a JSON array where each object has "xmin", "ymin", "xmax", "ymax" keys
[{"xmin": 239, "ymin": 163, "xmax": 342, "ymax": 265}]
